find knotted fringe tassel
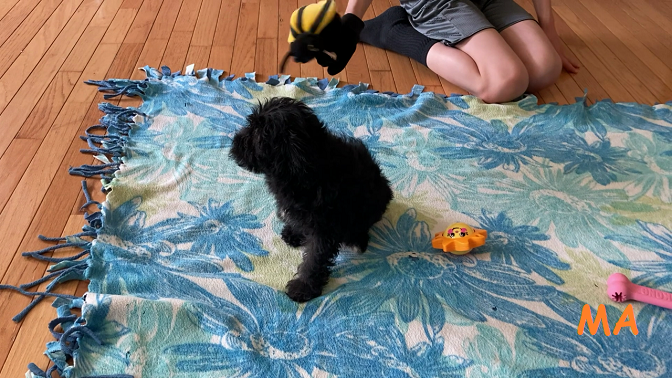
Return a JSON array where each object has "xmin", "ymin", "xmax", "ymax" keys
[
  {"xmin": 65, "ymin": 101, "xmax": 143, "ymax": 191},
  {"xmin": 0, "ymin": 69, "xmax": 149, "ymax": 377},
  {"xmin": 23, "ymin": 297, "xmax": 132, "ymax": 378},
  {"xmin": 0, "ymin": 180, "xmax": 101, "ymax": 323},
  {"xmin": 84, "ymin": 79, "xmax": 148, "ymax": 99}
]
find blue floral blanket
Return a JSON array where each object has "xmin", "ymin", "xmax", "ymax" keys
[{"xmin": 9, "ymin": 66, "xmax": 672, "ymax": 378}]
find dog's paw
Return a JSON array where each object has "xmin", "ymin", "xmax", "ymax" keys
[
  {"xmin": 281, "ymin": 225, "xmax": 305, "ymax": 248},
  {"xmin": 286, "ymin": 278, "xmax": 322, "ymax": 302}
]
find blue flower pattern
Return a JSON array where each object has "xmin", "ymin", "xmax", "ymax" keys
[{"xmin": 78, "ymin": 70, "xmax": 672, "ymax": 378}]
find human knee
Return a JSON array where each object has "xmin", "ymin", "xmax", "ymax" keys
[
  {"xmin": 477, "ymin": 65, "xmax": 529, "ymax": 103},
  {"xmin": 527, "ymin": 49, "xmax": 562, "ymax": 92}
]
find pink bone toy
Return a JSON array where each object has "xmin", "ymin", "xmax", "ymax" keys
[{"xmin": 607, "ymin": 273, "xmax": 672, "ymax": 310}]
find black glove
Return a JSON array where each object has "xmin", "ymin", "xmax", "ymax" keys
[{"xmin": 322, "ymin": 14, "xmax": 365, "ymax": 75}]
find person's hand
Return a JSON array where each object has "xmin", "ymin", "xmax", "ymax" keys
[
  {"xmin": 322, "ymin": 13, "xmax": 365, "ymax": 75},
  {"xmin": 543, "ymin": 24, "xmax": 580, "ymax": 74}
]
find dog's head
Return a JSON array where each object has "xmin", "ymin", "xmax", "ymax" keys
[{"xmin": 229, "ymin": 97, "xmax": 325, "ymax": 176}]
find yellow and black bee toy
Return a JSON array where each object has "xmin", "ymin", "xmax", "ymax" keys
[{"xmin": 280, "ymin": 0, "xmax": 364, "ymax": 75}]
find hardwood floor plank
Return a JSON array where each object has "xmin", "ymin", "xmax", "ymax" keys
[
  {"xmin": 617, "ymin": 0, "xmax": 672, "ymax": 54},
  {"xmin": 123, "ymin": 0, "xmax": 162, "ymax": 44},
  {"xmin": 191, "ymin": 0, "xmax": 221, "ymax": 46},
  {"xmin": 0, "ymin": 0, "xmax": 41, "ymax": 48},
  {"xmin": 424, "ymin": 85, "xmax": 443, "ymax": 94},
  {"xmin": 386, "ymin": 51, "xmax": 418, "ymax": 95},
  {"xmin": 0, "ymin": 0, "xmax": 62, "ymax": 70},
  {"xmin": 121, "ymin": 0, "xmax": 143, "ymax": 8},
  {"xmin": 572, "ymin": 0, "xmax": 672, "ymax": 102},
  {"xmin": 301, "ymin": 59, "xmax": 324, "ymax": 79},
  {"xmin": 60, "ymin": 5, "xmax": 134, "ymax": 72},
  {"xmin": 0, "ymin": 0, "xmax": 105, "ymax": 158},
  {"xmin": 230, "ymin": 0, "xmax": 259, "ymax": 76},
  {"xmin": 362, "ymin": 43, "xmax": 391, "ymax": 72},
  {"xmin": 9, "ymin": 47, "xmax": 123, "ymax": 228},
  {"xmin": 0, "ymin": 0, "xmax": 23, "ymax": 23},
  {"xmin": 183, "ymin": 0, "xmax": 220, "ymax": 71},
  {"xmin": 212, "ymin": 0, "xmax": 240, "ymax": 48},
  {"xmin": 369, "ymin": 70, "xmax": 396, "ymax": 93},
  {"xmin": 209, "ymin": 0, "xmax": 239, "ymax": 73},
  {"xmin": 580, "ymin": 1, "xmax": 672, "ymax": 94},
  {"xmin": 550, "ymin": 31, "xmax": 608, "ymax": 102},
  {"xmin": 209, "ymin": 45, "xmax": 234, "ymax": 73},
  {"xmin": 344, "ymin": 44, "xmax": 370, "ymax": 84},
  {"xmin": 161, "ymin": 31, "xmax": 192, "ymax": 72},
  {"xmin": 185, "ymin": 45, "xmax": 211, "ymax": 72},
  {"xmin": 554, "ymin": 69, "xmax": 584, "ymax": 104},
  {"xmin": 146, "ymin": 0, "xmax": 182, "ymax": 39},
  {"xmin": 100, "ymin": 7, "xmax": 140, "ymax": 44},
  {"xmin": 632, "ymin": 0, "xmax": 672, "ymax": 40},
  {"xmin": 257, "ymin": 0, "xmax": 278, "ymax": 39},
  {"xmin": 0, "ymin": 43, "xmax": 121, "ymax": 277},
  {"xmin": 255, "ymin": 38, "xmax": 278, "ymax": 80},
  {"xmin": 16, "ymin": 72, "xmax": 81, "ymax": 140},
  {"xmin": 172, "ymin": 0, "xmax": 201, "ymax": 33},
  {"xmin": 554, "ymin": 0, "xmax": 655, "ymax": 103},
  {"xmin": 130, "ymin": 0, "xmax": 184, "ymax": 80},
  {"xmin": 600, "ymin": 0, "xmax": 672, "ymax": 72},
  {"xmin": 0, "ymin": 0, "xmax": 86, "ymax": 106},
  {"xmin": 0, "ymin": 139, "xmax": 41, "ymax": 215},
  {"xmin": 160, "ymin": 0, "xmax": 202, "ymax": 71}
]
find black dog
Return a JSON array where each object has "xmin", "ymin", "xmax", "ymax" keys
[{"xmin": 229, "ymin": 97, "xmax": 393, "ymax": 302}]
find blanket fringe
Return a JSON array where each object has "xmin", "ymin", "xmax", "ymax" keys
[
  {"xmin": 6, "ymin": 64, "xmax": 153, "ymax": 376},
  {"xmin": 1, "ymin": 68, "xmax": 142, "ymax": 376},
  {"xmin": 102, "ymin": 65, "xmax": 479, "ymax": 100},
  {"xmin": 0, "ymin": 178, "xmax": 106, "ymax": 377},
  {"xmin": 0, "ymin": 180, "xmax": 101, "ymax": 323}
]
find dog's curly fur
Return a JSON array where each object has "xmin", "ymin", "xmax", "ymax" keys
[{"xmin": 229, "ymin": 97, "xmax": 393, "ymax": 302}]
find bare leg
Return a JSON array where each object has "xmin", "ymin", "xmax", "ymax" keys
[
  {"xmin": 500, "ymin": 20, "xmax": 562, "ymax": 93},
  {"xmin": 426, "ymin": 28, "xmax": 529, "ymax": 103}
]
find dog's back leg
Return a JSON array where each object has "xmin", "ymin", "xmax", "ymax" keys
[{"xmin": 285, "ymin": 236, "xmax": 340, "ymax": 302}]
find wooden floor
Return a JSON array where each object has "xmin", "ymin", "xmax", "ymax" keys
[{"xmin": 0, "ymin": 0, "xmax": 671, "ymax": 375}]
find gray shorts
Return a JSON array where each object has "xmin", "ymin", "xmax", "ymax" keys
[{"xmin": 399, "ymin": 0, "xmax": 535, "ymax": 46}]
